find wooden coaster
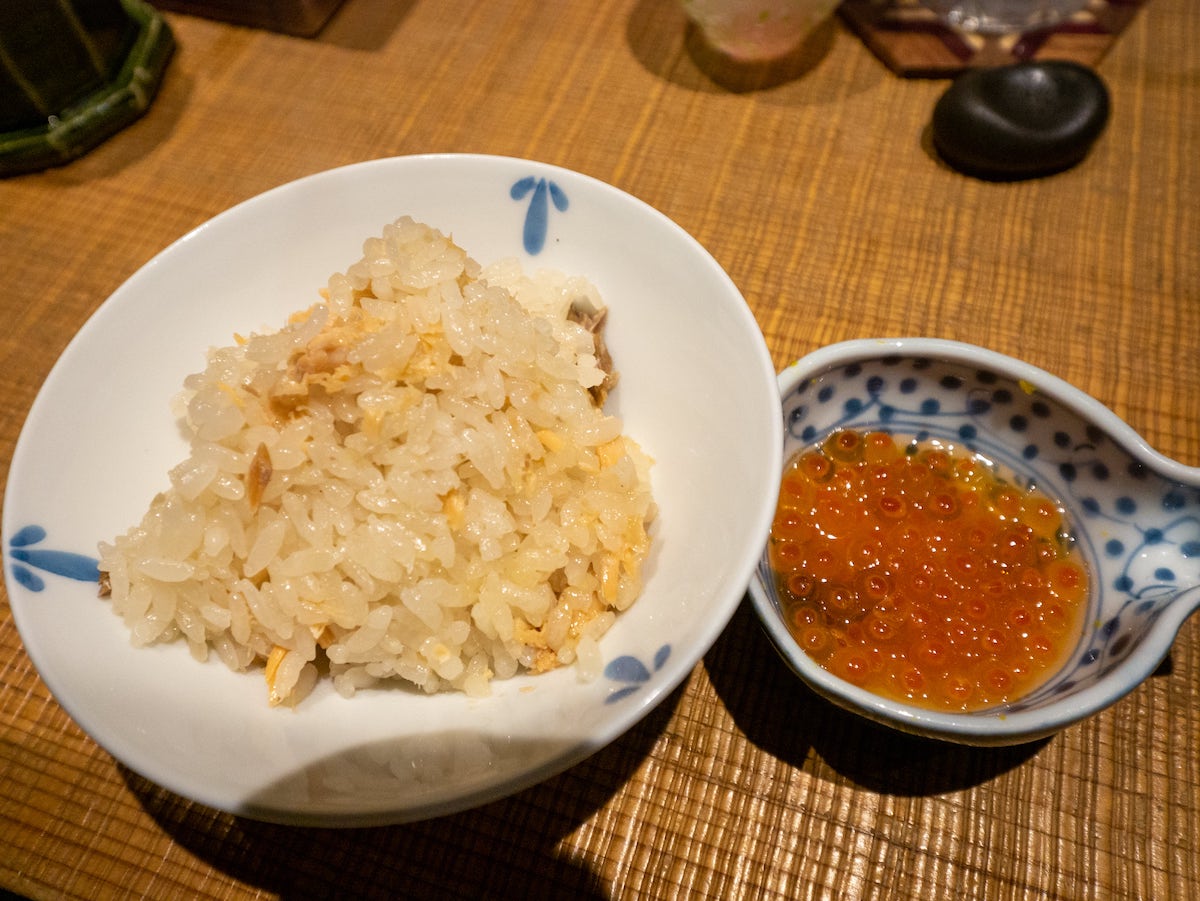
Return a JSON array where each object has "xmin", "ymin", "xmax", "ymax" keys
[{"xmin": 838, "ymin": 0, "xmax": 1147, "ymax": 77}]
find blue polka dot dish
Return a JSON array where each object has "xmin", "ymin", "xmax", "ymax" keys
[{"xmin": 749, "ymin": 338, "xmax": 1200, "ymax": 746}]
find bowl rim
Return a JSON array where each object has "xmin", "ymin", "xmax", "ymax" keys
[{"xmin": 749, "ymin": 336, "xmax": 1200, "ymax": 745}]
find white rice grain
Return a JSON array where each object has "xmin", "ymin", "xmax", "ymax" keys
[{"xmin": 98, "ymin": 217, "xmax": 655, "ymax": 706}]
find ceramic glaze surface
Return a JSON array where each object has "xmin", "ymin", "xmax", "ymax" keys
[
  {"xmin": 752, "ymin": 339, "xmax": 1200, "ymax": 744},
  {"xmin": 2, "ymin": 154, "xmax": 782, "ymax": 825}
]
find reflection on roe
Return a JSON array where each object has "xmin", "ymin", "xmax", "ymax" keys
[{"xmin": 769, "ymin": 429, "xmax": 1089, "ymax": 712}]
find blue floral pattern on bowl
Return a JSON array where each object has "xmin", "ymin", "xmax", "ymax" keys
[
  {"xmin": 752, "ymin": 339, "xmax": 1200, "ymax": 743},
  {"xmin": 511, "ymin": 176, "xmax": 568, "ymax": 255},
  {"xmin": 7, "ymin": 525, "xmax": 99, "ymax": 592},
  {"xmin": 605, "ymin": 644, "xmax": 671, "ymax": 703}
]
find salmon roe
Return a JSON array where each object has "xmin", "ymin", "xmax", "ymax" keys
[{"xmin": 770, "ymin": 429, "xmax": 1088, "ymax": 712}]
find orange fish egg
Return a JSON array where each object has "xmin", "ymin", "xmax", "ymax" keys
[{"xmin": 769, "ymin": 430, "xmax": 1088, "ymax": 713}]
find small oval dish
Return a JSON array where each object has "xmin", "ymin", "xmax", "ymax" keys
[{"xmin": 749, "ymin": 338, "xmax": 1200, "ymax": 746}]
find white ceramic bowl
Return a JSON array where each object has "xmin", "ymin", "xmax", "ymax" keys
[
  {"xmin": 2, "ymin": 154, "xmax": 782, "ymax": 825},
  {"xmin": 750, "ymin": 338, "xmax": 1200, "ymax": 746}
]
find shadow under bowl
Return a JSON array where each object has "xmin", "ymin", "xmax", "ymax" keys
[{"xmin": 748, "ymin": 338, "xmax": 1200, "ymax": 746}]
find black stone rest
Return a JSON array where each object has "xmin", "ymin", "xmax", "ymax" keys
[{"xmin": 931, "ymin": 61, "xmax": 1111, "ymax": 181}]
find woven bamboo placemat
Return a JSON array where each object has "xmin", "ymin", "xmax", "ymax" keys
[{"xmin": 1, "ymin": 1, "xmax": 1198, "ymax": 897}]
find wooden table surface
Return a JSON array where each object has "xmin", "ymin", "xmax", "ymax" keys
[{"xmin": 2, "ymin": 1, "xmax": 1197, "ymax": 898}]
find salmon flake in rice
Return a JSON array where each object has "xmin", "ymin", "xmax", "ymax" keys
[{"xmin": 97, "ymin": 217, "xmax": 656, "ymax": 706}]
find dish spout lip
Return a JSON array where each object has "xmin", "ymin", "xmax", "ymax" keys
[{"xmin": 753, "ymin": 336, "xmax": 1200, "ymax": 746}]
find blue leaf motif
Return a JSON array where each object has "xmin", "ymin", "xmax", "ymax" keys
[
  {"xmin": 510, "ymin": 176, "xmax": 537, "ymax": 200},
  {"xmin": 605, "ymin": 655, "xmax": 651, "ymax": 684},
  {"xmin": 12, "ymin": 564, "xmax": 44, "ymax": 592},
  {"xmin": 607, "ymin": 685, "xmax": 642, "ymax": 704},
  {"xmin": 10, "ymin": 548, "xmax": 100, "ymax": 583},
  {"xmin": 6, "ymin": 526, "xmax": 100, "ymax": 592},
  {"xmin": 511, "ymin": 176, "xmax": 567, "ymax": 255},
  {"xmin": 604, "ymin": 643, "xmax": 671, "ymax": 704},
  {"xmin": 10, "ymin": 525, "xmax": 46, "ymax": 547},
  {"xmin": 653, "ymin": 644, "xmax": 671, "ymax": 671},
  {"xmin": 548, "ymin": 181, "xmax": 569, "ymax": 212}
]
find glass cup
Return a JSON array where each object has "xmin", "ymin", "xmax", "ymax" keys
[
  {"xmin": 919, "ymin": 0, "xmax": 1090, "ymax": 35},
  {"xmin": 681, "ymin": 0, "xmax": 839, "ymax": 61}
]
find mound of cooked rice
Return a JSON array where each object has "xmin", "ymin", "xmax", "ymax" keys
[{"xmin": 98, "ymin": 217, "xmax": 655, "ymax": 706}]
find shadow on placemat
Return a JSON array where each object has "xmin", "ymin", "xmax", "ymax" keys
[
  {"xmin": 705, "ymin": 599, "xmax": 1047, "ymax": 795},
  {"xmin": 315, "ymin": 0, "xmax": 417, "ymax": 51},
  {"xmin": 22, "ymin": 64, "xmax": 192, "ymax": 185},
  {"xmin": 122, "ymin": 682, "xmax": 682, "ymax": 900}
]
